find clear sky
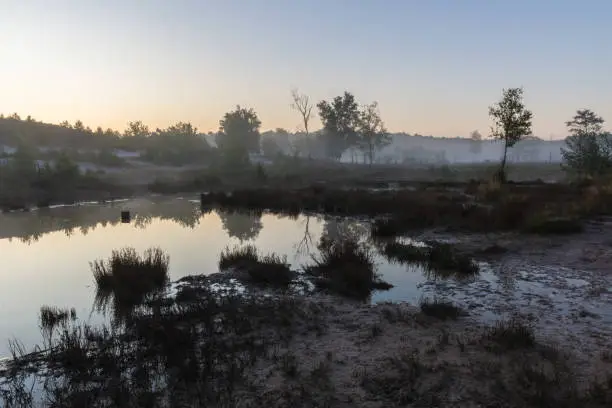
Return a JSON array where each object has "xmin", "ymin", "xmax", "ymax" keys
[{"xmin": 1, "ymin": 0, "xmax": 611, "ymax": 138}]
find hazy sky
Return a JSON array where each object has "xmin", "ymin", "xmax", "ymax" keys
[{"xmin": 1, "ymin": 0, "xmax": 611, "ymax": 138}]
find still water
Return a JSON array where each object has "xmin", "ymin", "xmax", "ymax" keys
[
  {"xmin": 0, "ymin": 197, "xmax": 445, "ymax": 357},
  {"xmin": 4, "ymin": 196, "xmax": 605, "ymax": 360}
]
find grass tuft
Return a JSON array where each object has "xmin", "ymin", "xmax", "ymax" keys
[
  {"xmin": 219, "ymin": 245, "xmax": 294, "ymax": 286},
  {"xmin": 486, "ymin": 318, "xmax": 536, "ymax": 350},
  {"xmin": 307, "ymin": 239, "xmax": 392, "ymax": 299}
]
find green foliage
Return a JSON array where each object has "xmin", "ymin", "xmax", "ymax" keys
[
  {"xmin": 489, "ymin": 88, "xmax": 533, "ymax": 181},
  {"xmin": 561, "ymin": 109, "xmax": 612, "ymax": 178},
  {"xmin": 357, "ymin": 102, "xmax": 390, "ymax": 164},
  {"xmin": 217, "ymin": 106, "xmax": 261, "ymax": 165},
  {"xmin": 317, "ymin": 92, "xmax": 360, "ymax": 160},
  {"xmin": 144, "ymin": 122, "xmax": 211, "ymax": 165}
]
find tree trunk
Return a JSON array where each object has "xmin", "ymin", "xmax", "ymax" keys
[{"xmin": 499, "ymin": 140, "xmax": 509, "ymax": 182}]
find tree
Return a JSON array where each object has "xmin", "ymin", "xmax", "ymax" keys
[
  {"xmin": 488, "ymin": 88, "xmax": 533, "ymax": 181},
  {"xmin": 561, "ymin": 109, "xmax": 612, "ymax": 177},
  {"xmin": 217, "ymin": 106, "xmax": 261, "ymax": 164},
  {"xmin": 469, "ymin": 130, "xmax": 483, "ymax": 156},
  {"xmin": 356, "ymin": 102, "xmax": 390, "ymax": 164},
  {"xmin": 73, "ymin": 120, "xmax": 85, "ymax": 132},
  {"xmin": 59, "ymin": 120, "xmax": 72, "ymax": 129},
  {"xmin": 291, "ymin": 89, "xmax": 314, "ymax": 157},
  {"xmin": 261, "ymin": 137, "xmax": 282, "ymax": 158},
  {"xmin": 124, "ymin": 121, "xmax": 150, "ymax": 138},
  {"xmin": 317, "ymin": 92, "xmax": 360, "ymax": 160}
]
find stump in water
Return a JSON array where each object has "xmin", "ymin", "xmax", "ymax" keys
[{"xmin": 121, "ymin": 211, "xmax": 131, "ymax": 223}]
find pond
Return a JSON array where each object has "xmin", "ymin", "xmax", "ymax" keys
[{"xmin": 0, "ymin": 196, "xmax": 610, "ymax": 361}]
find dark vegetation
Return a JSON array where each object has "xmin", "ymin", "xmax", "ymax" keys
[
  {"xmin": 0, "ymin": 150, "xmax": 126, "ymax": 211},
  {"xmin": 0, "ymin": 285, "xmax": 316, "ymax": 407},
  {"xmin": 306, "ymin": 239, "xmax": 392, "ymax": 299},
  {"xmin": 218, "ymin": 245, "xmax": 294, "ymax": 287},
  {"xmin": 382, "ymin": 240, "xmax": 479, "ymax": 278},
  {"xmin": 91, "ymin": 248, "xmax": 169, "ymax": 319}
]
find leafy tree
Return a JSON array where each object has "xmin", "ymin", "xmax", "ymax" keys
[
  {"xmin": 146, "ymin": 122, "xmax": 209, "ymax": 165},
  {"xmin": 217, "ymin": 106, "xmax": 261, "ymax": 164},
  {"xmin": 489, "ymin": 88, "xmax": 533, "ymax": 181},
  {"xmin": 356, "ymin": 102, "xmax": 390, "ymax": 164},
  {"xmin": 59, "ymin": 120, "xmax": 72, "ymax": 129},
  {"xmin": 317, "ymin": 92, "xmax": 360, "ymax": 160},
  {"xmin": 124, "ymin": 121, "xmax": 150, "ymax": 138},
  {"xmin": 73, "ymin": 120, "xmax": 85, "ymax": 132},
  {"xmin": 469, "ymin": 130, "xmax": 483, "ymax": 155},
  {"xmin": 561, "ymin": 109, "xmax": 612, "ymax": 177}
]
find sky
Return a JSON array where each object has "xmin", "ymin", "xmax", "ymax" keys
[{"xmin": 1, "ymin": 0, "xmax": 611, "ymax": 138}]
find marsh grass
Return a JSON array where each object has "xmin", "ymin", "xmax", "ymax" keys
[
  {"xmin": 91, "ymin": 247, "xmax": 169, "ymax": 296},
  {"xmin": 1, "ymin": 285, "xmax": 306, "ymax": 407},
  {"xmin": 90, "ymin": 248, "xmax": 169, "ymax": 321},
  {"xmin": 219, "ymin": 245, "xmax": 294, "ymax": 286},
  {"xmin": 383, "ymin": 241, "xmax": 479, "ymax": 279},
  {"xmin": 307, "ymin": 239, "xmax": 392, "ymax": 299},
  {"xmin": 419, "ymin": 298, "xmax": 463, "ymax": 320},
  {"xmin": 485, "ymin": 318, "xmax": 536, "ymax": 351},
  {"xmin": 218, "ymin": 245, "xmax": 259, "ymax": 270}
]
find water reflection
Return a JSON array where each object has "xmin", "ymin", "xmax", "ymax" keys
[
  {"xmin": 0, "ymin": 197, "xmax": 489, "ymax": 358},
  {"xmin": 217, "ymin": 209, "xmax": 263, "ymax": 241}
]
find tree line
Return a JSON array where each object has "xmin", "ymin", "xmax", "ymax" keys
[{"xmin": 2, "ymin": 88, "xmax": 610, "ymax": 178}]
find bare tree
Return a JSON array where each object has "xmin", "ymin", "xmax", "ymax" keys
[{"xmin": 291, "ymin": 89, "xmax": 314, "ymax": 158}]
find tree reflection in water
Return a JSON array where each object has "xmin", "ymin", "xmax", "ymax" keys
[{"xmin": 217, "ymin": 209, "xmax": 263, "ymax": 241}]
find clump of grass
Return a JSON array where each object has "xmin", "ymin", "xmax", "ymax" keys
[
  {"xmin": 91, "ymin": 247, "xmax": 169, "ymax": 301},
  {"xmin": 307, "ymin": 239, "xmax": 392, "ymax": 299},
  {"xmin": 486, "ymin": 318, "xmax": 536, "ymax": 350},
  {"xmin": 219, "ymin": 244, "xmax": 259, "ymax": 270},
  {"xmin": 419, "ymin": 298, "xmax": 463, "ymax": 320},
  {"xmin": 219, "ymin": 245, "xmax": 294, "ymax": 286},
  {"xmin": 382, "ymin": 241, "xmax": 479, "ymax": 279},
  {"xmin": 524, "ymin": 216, "xmax": 584, "ymax": 235}
]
